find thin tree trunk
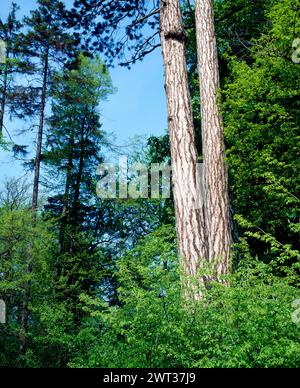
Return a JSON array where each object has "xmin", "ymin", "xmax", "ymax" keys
[
  {"xmin": 56, "ymin": 135, "xmax": 74, "ymax": 280},
  {"xmin": 160, "ymin": 0, "xmax": 207, "ymax": 299},
  {"xmin": 19, "ymin": 48, "xmax": 49, "ymax": 355},
  {"xmin": 0, "ymin": 50, "xmax": 9, "ymax": 135},
  {"xmin": 195, "ymin": 0, "xmax": 231, "ymax": 278},
  {"xmin": 70, "ymin": 117, "xmax": 86, "ymax": 254},
  {"xmin": 32, "ymin": 48, "xmax": 49, "ymax": 214}
]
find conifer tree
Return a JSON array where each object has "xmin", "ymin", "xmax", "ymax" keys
[
  {"xmin": 0, "ymin": 3, "xmax": 35, "ymax": 139},
  {"xmin": 18, "ymin": 0, "xmax": 79, "ymax": 354},
  {"xmin": 44, "ymin": 54, "xmax": 114, "ymax": 310}
]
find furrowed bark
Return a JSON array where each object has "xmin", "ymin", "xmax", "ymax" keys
[
  {"xmin": 195, "ymin": 0, "xmax": 231, "ymax": 278},
  {"xmin": 160, "ymin": 0, "xmax": 207, "ymax": 298}
]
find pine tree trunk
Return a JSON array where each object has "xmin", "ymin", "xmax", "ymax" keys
[
  {"xmin": 32, "ymin": 48, "xmax": 49, "ymax": 214},
  {"xmin": 160, "ymin": 0, "xmax": 207, "ymax": 298},
  {"xmin": 57, "ymin": 138, "xmax": 73, "ymax": 280},
  {"xmin": 19, "ymin": 48, "xmax": 49, "ymax": 355},
  {"xmin": 0, "ymin": 51, "xmax": 9, "ymax": 135},
  {"xmin": 195, "ymin": 0, "xmax": 231, "ymax": 278},
  {"xmin": 72, "ymin": 120, "xmax": 86, "ymax": 228}
]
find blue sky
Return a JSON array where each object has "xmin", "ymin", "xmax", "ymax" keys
[{"xmin": 0, "ymin": 0, "xmax": 167, "ymax": 182}]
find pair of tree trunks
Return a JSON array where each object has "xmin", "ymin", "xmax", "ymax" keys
[{"xmin": 160, "ymin": 0, "xmax": 231, "ymax": 297}]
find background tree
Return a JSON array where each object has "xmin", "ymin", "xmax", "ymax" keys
[
  {"xmin": 0, "ymin": 3, "xmax": 38, "ymax": 143},
  {"xmin": 21, "ymin": 0, "xmax": 79, "ymax": 213},
  {"xmin": 221, "ymin": 0, "xmax": 300, "ymax": 278},
  {"xmin": 44, "ymin": 54, "xmax": 115, "ymax": 317},
  {"xmin": 17, "ymin": 0, "xmax": 80, "ymax": 354},
  {"xmin": 0, "ymin": 3, "xmax": 21, "ymax": 136}
]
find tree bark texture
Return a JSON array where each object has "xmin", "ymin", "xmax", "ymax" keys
[
  {"xmin": 195, "ymin": 0, "xmax": 231, "ymax": 277},
  {"xmin": 160, "ymin": 0, "xmax": 207, "ymax": 297}
]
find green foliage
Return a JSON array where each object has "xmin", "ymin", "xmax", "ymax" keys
[
  {"xmin": 222, "ymin": 0, "xmax": 300, "ymax": 268},
  {"xmin": 69, "ymin": 230, "xmax": 300, "ymax": 368},
  {"xmin": 0, "ymin": 208, "xmax": 56, "ymax": 367}
]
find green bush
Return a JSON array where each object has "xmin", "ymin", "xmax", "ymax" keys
[{"xmin": 69, "ymin": 227, "xmax": 300, "ymax": 368}]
